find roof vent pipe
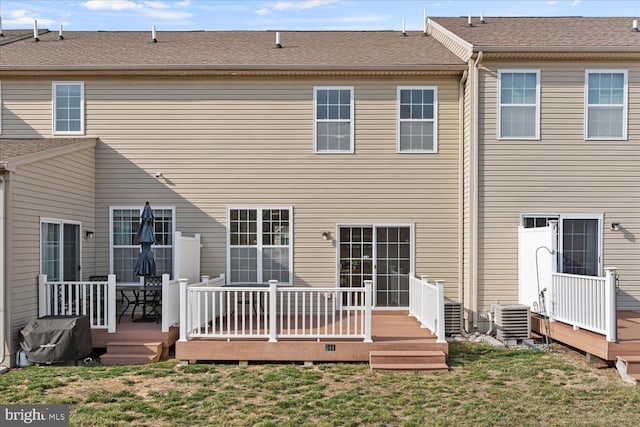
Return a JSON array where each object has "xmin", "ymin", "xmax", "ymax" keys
[
  {"xmin": 275, "ymin": 31, "xmax": 282, "ymax": 48},
  {"xmin": 402, "ymin": 18, "xmax": 407, "ymax": 36},
  {"xmin": 58, "ymin": 24, "xmax": 64, "ymax": 40},
  {"xmin": 480, "ymin": 13, "xmax": 486, "ymax": 24},
  {"xmin": 33, "ymin": 19, "xmax": 39, "ymax": 42},
  {"xmin": 467, "ymin": 14, "xmax": 473, "ymax": 27},
  {"xmin": 423, "ymin": 8, "xmax": 428, "ymax": 36},
  {"xmin": 0, "ymin": 16, "xmax": 4, "ymax": 37},
  {"xmin": 633, "ymin": 19, "xmax": 639, "ymax": 32},
  {"xmin": 152, "ymin": 25, "xmax": 157, "ymax": 43}
]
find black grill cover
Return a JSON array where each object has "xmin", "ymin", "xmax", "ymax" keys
[{"xmin": 20, "ymin": 316, "xmax": 93, "ymax": 364}]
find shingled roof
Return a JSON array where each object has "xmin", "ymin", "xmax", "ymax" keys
[
  {"xmin": 431, "ymin": 17, "xmax": 640, "ymax": 51},
  {"xmin": 0, "ymin": 138, "xmax": 96, "ymax": 170},
  {"xmin": 0, "ymin": 30, "xmax": 465, "ymax": 71}
]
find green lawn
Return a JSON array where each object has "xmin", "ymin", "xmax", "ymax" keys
[{"xmin": 1, "ymin": 342, "xmax": 638, "ymax": 426}]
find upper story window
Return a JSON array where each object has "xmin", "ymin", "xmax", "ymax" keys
[
  {"xmin": 53, "ymin": 81, "xmax": 84, "ymax": 135},
  {"xmin": 397, "ymin": 87, "xmax": 437, "ymax": 153},
  {"xmin": 585, "ymin": 70, "xmax": 627, "ymax": 140},
  {"xmin": 314, "ymin": 87, "xmax": 353, "ymax": 153},
  {"xmin": 498, "ymin": 70, "xmax": 540, "ymax": 139}
]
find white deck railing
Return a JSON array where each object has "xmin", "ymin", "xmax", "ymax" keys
[
  {"xmin": 180, "ymin": 279, "xmax": 372, "ymax": 342},
  {"xmin": 408, "ymin": 274, "xmax": 446, "ymax": 343},
  {"xmin": 161, "ymin": 273, "xmax": 180, "ymax": 333},
  {"xmin": 38, "ymin": 274, "xmax": 117, "ymax": 333},
  {"xmin": 549, "ymin": 267, "xmax": 618, "ymax": 341}
]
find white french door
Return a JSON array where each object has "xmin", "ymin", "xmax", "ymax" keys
[
  {"xmin": 337, "ymin": 224, "xmax": 414, "ymax": 308},
  {"xmin": 41, "ymin": 218, "xmax": 82, "ymax": 281}
]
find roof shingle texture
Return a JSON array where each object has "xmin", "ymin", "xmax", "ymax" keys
[
  {"xmin": 432, "ymin": 17, "xmax": 640, "ymax": 49},
  {"xmin": 0, "ymin": 30, "xmax": 464, "ymax": 68},
  {"xmin": 0, "ymin": 138, "xmax": 96, "ymax": 162}
]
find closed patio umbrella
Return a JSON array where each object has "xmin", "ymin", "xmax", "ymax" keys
[{"xmin": 134, "ymin": 201, "xmax": 156, "ymax": 277}]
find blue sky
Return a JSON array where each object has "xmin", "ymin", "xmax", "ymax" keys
[{"xmin": 1, "ymin": 0, "xmax": 638, "ymax": 31}]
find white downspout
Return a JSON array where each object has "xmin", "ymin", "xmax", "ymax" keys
[
  {"xmin": 458, "ymin": 69, "xmax": 468, "ymax": 308},
  {"xmin": 472, "ymin": 51, "xmax": 483, "ymax": 329},
  {"xmin": 0, "ymin": 175, "xmax": 6, "ymax": 366}
]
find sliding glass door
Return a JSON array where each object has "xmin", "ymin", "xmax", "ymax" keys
[{"xmin": 41, "ymin": 219, "xmax": 81, "ymax": 281}]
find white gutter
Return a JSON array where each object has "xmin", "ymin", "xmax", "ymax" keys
[
  {"xmin": 0, "ymin": 175, "xmax": 6, "ymax": 365},
  {"xmin": 471, "ymin": 51, "xmax": 483, "ymax": 329},
  {"xmin": 458, "ymin": 69, "xmax": 468, "ymax": 308}
]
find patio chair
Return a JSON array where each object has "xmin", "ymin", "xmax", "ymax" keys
[{"xmin": 132, "ymin": 275, "xmax": 163, "ymax": 323}]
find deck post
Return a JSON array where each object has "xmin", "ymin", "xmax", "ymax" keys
[
  {"xmin": 179, "ymin": 278, "xmax": 189, "ymax": 342},
  {"xmin": 364, "ymin": 280, "xmax": 373, "ymax": 343},
  {"xmin": 435, "ymin": 280, "xmax": 446, "ymax": 343},
  {"xmin": 604, "ymin": 267, "xmax": 618, "ymax": 342},
  {"xmin": 38, "ymin": 274, "xmax": 48, "ymax": 317},
  {"xmin": 107, "ymin": 274, "xmax": 117, "ymax": 333},
  {"xmin": 268, "ymin": 280, "xmax": 278, "ymax": 342},
  {"xmin": 419, "ymin": 275, "xmax": 429, "ymax": 328}
]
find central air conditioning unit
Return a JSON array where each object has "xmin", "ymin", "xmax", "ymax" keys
[
  {"xmin": 444, "ymin": 300, "xmax": 462, "ymax": 335},
  {"xmin": 495, "ymin": 304, "xmax": 531, "ymax": 342}
]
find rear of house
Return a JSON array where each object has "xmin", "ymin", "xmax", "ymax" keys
[{"xmin": 0, "ymin": 30, "xmax": 465, "ymax": 366}]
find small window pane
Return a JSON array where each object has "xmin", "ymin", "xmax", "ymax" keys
[
  {"xmin": 400, "ymin": 90, "xmax": 411, "ymax": 103},
  {"xmin": 340, "ymin": 89, "xmax": 350, "ymax": 104},
  {"xmin": 317, "ymin": 90, "xmax": 327, "ymax": 104},
  {"xmin": 328, "ymin": 90, "xmax": 338, "ymax": 104}
]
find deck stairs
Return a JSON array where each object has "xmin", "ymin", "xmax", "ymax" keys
[
  {"xmin": 369, "ymin": 350, "xmax": 448, "ymax": 371},
  {"xmin": 100, "ymin": 341, "xmax": 163, "ymax": 366},
  {"xmin": 616, "ymin": 355, "xmax": 640, "ymax": 384}
]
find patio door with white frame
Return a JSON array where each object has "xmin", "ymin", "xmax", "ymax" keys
[
  {"xmin": 521, "ymin": 214, "xmax": 602, "ymax": 277},
  {"xmin": 338, "ymin": 225, "xmax": 413, "ymax": 308},
  {"xmin": 41, "ymin": 218, "xmax": 82, "ymax": 281}
]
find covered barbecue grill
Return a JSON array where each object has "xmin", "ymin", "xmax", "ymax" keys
[{"xmin": 20, "ymin": 316, "xmax": 92, "ymax": 364}]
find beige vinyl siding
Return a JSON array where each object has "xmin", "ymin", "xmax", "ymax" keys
[
  {"xmin": 2, "ymin": 77, "xmax": 461, "ymax": 299},
  {"xmin": 7, "ymin": 147, "xmax": 95, "ymax": 353},
  {"xmin": 477, "ymin": 61, "xmax": 640, "ymax": 311}
]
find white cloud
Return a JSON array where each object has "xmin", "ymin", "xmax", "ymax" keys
[
  {"xmin": 144, "ymin": 1, "xmax": 171, "ymax": 9},
  {"xmin": 547, "ymin": 1, "xmax": 557, "ymax": 4},
  {"xmin": 256, "ymin": 8, "xmax": 272, "ymax": 16},
  {"xmin": 177, "ymin": 0, "xmax": 192, "ymax": 6},
  {"xmin": 273, "ymin": 0, "xmax": 338, "ymax": 12},
  {"xmin": 572, "ymin": 0, "xmax": 581, "ymax": 6},
  {"xmin": 4, "ymin": 9, "xmax": 56, "ymax": 26},
  {"xmin": 143, "ymin": 9, "xmax": 193, "ymax": 19},
  {"xmin": 83, "ymin": 0, "xmax": 142, "ymax": 11}
]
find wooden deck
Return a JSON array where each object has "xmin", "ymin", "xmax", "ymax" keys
[
  {"xmin": 531, "ymin": 311, "xmax": 640, "ymax": 361},
  {"xmin": 176, "ymin": 310, "xmax": 448, "ymax": 364},
  {"xmin": 91, "ymin": 317, "xmax": 179, "ymax": 350}
]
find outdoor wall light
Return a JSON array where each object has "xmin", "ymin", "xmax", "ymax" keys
[
  {"xmin": 611, "ymin": 223, "xmax": 620, "ymax": 231},
  {"xmin": 154, "ymin": 172, "xmax": 163, "ymax": 178},
  {"xmin": 85, "ymin": 230, "xmax": 95, "ymax": 239},
  {"xmin": 321, "ymin": 231, "xmax": 331, "ymax": 240}
]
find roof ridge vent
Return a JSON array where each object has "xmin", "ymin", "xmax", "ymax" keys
[
  {"xmin": 633, "ymin": 19, "xmax": 639, "ymax": 32},
  {"xmin": 152, "ymin": 25, "xmax": 158, "ymax": 43},
  {"xmin": 275, "ymin": 31, "xmax": 282, "ymax": 48},
  {"xmin": 467, "ymin": 14, "xmax": 473, "ymax": 27},
  {"xmin": 402, "ymin": 18, "xmax": 407, "ymax": 36},
  {"xmin": 33, "ymin": 19, "xmax": 39, "ymax": 42},
  {"xmin": 58, "ymin": 24, "xmax": 64, "ymax": 40}
]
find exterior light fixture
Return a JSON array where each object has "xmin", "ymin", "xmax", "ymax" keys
[
  {"xmin": 85, "ymin": 230, "xmax": 95, "ymax": 239},
  {"xmin": 321, "ymin": 231, "xmax": 330, "ymax": 240},
  {"xmin": 611, "ymin": 223, "xmax": 620, "ymax": 231}
]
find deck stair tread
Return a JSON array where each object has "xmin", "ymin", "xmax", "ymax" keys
[
  {"xmin": 100, "ymin": 341, "xmax": 163, "ymax": 365},
  {"xmin": 369, "ymin": 350, "xmax": 448, "ymax": 371}
]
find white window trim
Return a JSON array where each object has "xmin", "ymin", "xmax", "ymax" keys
[
  {"xmin": 313, "ymin": 86, "xmax": 354, "ymax": 154},
  {"xmin": 226, "ymin": 206, "xmax": 294, "ymax": 285},
  {"xmin": 497, "ymin": 69, "xmax": 540, "ymax": 140},
  {"xmin": 109, "ymin": 206, "xmax": 176, "ymax": 283},
  {"xmin": 520, "ymin": 213, "xmax": 603, "ymax": 276},
  {"xmin": 40, "ymin": 217, "xmax": 83, "ymax": 280},
  {"xmin": 335, "ymin": 223, "xmax": 415, "ymax": 310},
  {"xmin": 396, "ymin": 86, "xmax": 438, "ymax": 153},
  {"xmin": 584, "ymin": 69, "xmax": 628, "ymax": 141},
  {"xmin": 52, "ymin": 81, "xmax": 85, "ymax": 135}
]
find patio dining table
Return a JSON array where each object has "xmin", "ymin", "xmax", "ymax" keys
[{"xmin": 116, "ymin": 283, "xmax": 147, "ymax": 323}]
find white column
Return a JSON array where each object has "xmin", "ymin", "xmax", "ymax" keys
[
  {"xmin": 364, "ymin": 280, "xmax": 373, "ymax": 343},
  {"xmin": 604, "ymin": 267, "xmax": 618, "ymax": 342},
  {"xmin": 268, "ymin": 280, "xmax": 278, "ymax": 342},
  {"xmin": 436, "ymin": 280, "xmax": 446, "ymax": 343},
  {"xmin": 107, "ymin": 274, "xmax": 117, "ymax": 333},
  {"xmin": 179, "ymin": 279, "xmax": 189, "ymax": 342},
  {"xmin": 38, "ymin": 274, "xmax": 48, "ymax": 317}
]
